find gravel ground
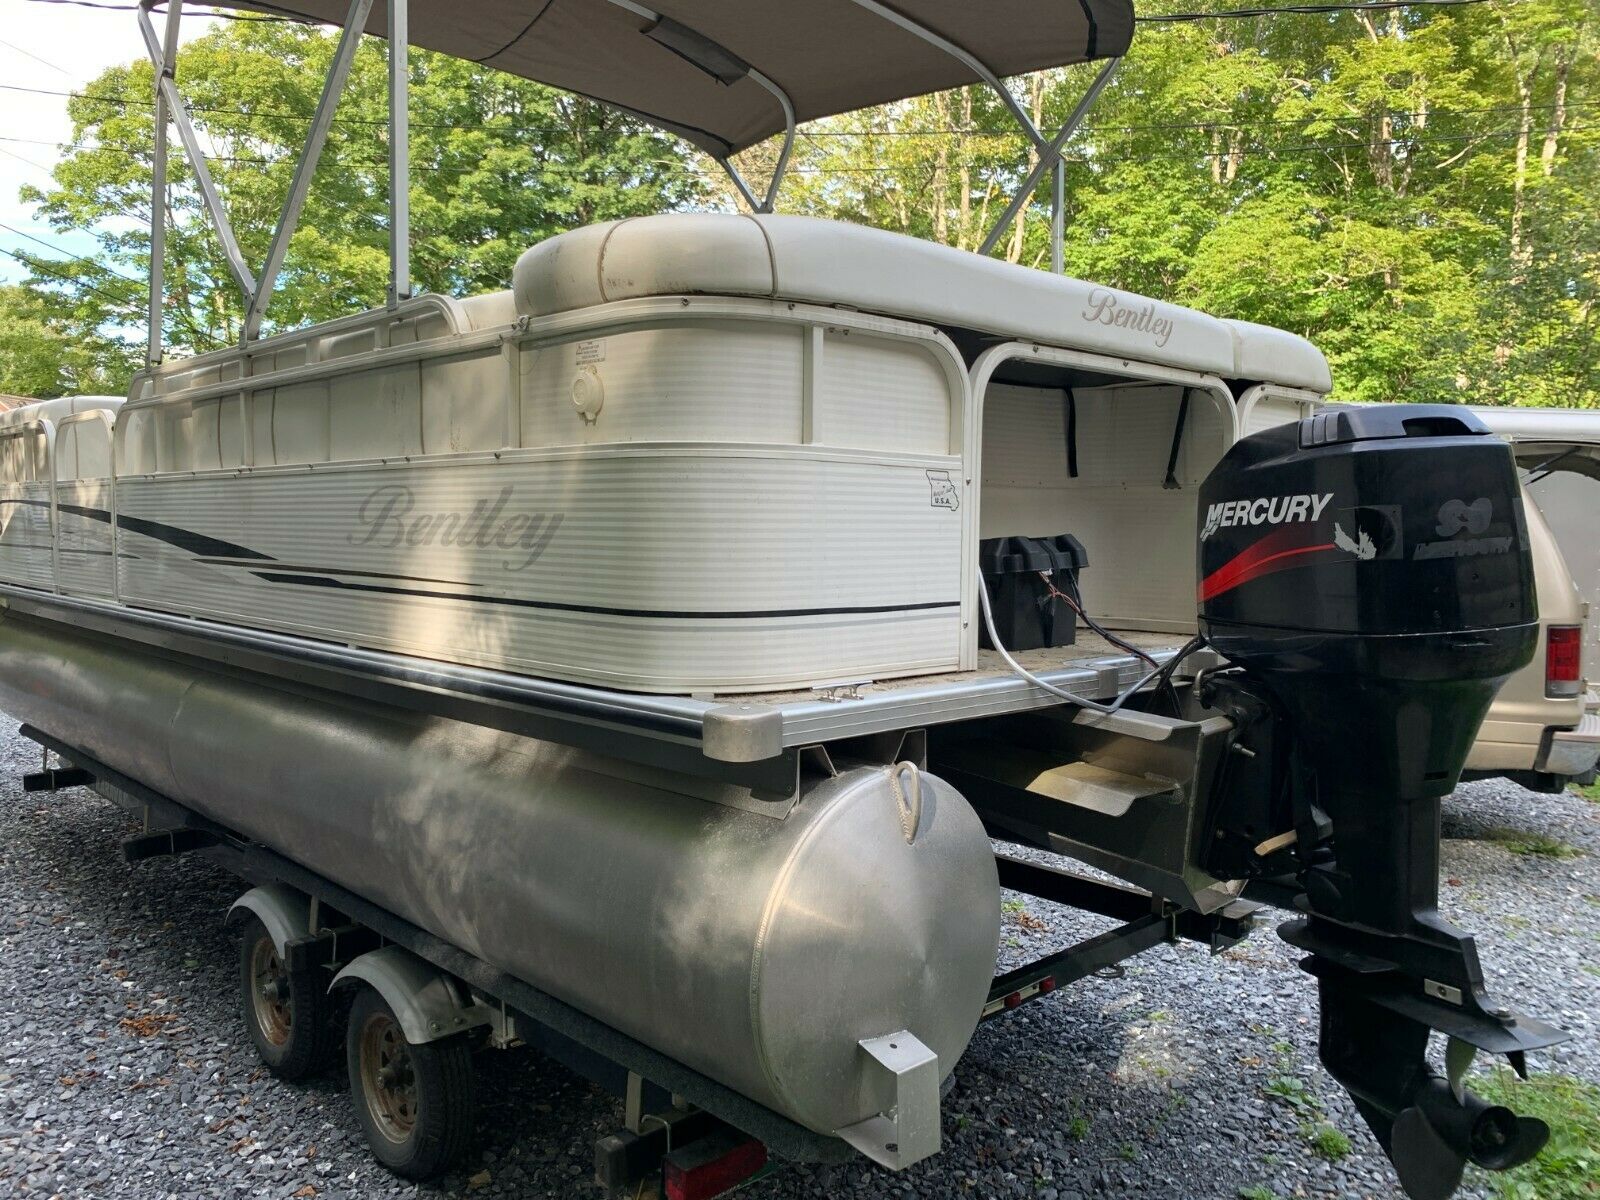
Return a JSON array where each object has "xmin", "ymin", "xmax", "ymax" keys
[{"xmin": 1, "ymin": 720, "xmax": 1595, "ymax": 1200}]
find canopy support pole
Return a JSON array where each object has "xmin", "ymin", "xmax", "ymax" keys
[
  {"xmin": 243, "ymin": 0, "xmax": 373, "ymax": 341},
  {"xmin": 978, "ymin": 57, "xmax": 1120, "ymax": 259},
  {"xmin": 846, "ymin": 0, "xmax": 1048, "ymax": 153},
  {"xmin": 138, "ymin": 1, "xmax": 256, "ymax": 305},
  {"xmin": 387, "ymin": 0, "xmax": 410, "ymax": 308},
  {"xmin": 846, "ymin": 0, "xmax": 1117, "ymax": 263},
  {"xmin": 606, "ymin": 0, "xmax": 796, "ymax": 214},
  {"xmin": 1051, "ymin": 158, "xmax": 1065, "ymax": 274},
  {"xmin": 145, "ymin": 0, "xmax": 183, "ymax": 365}
]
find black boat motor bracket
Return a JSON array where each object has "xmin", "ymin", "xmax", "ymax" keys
[{"xmin": 1196, "ymin": 405, "xmax": 1567, "ymax": 1200}]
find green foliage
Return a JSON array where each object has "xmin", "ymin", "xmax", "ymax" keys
[
  {"xmin": 1570, "ymin": 781, "xmax": 1600, "ymax": 803},
  {"xmin": 0, "ymin": 283, "xmax": 133, "ymax": 397},
  {"xmin": 783, "ymin": 0, "xmax": 1599, "ymax": 405},
  {"xmin": 1303, "ymin": 1123, "xmax": 1352, "ymax": 1161},
  {"xmin": 18, "ymin": 19, "xmax": 706, "ymax": 357},
  {"xmin": 1238, "ymin": 1187, "xmax": 1286, "ymax": 1200},
  {"xmin": 4, "ymin": 0, "xmax": 1596, "ymax": 407},
  {"xmin": 1479, "ymin": 826, "xmax": 1585, "ymax": 858},
  {"xmin": 1264, "ymin": 1073, "xmax": 1317, "ymax": 1110},
  {"xmin": 1472, "ymin": 1069, "xmax": 1600, "ymax": 1199}
]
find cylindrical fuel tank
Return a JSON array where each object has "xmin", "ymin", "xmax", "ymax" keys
[{"xmin": 0, "ymin": 613, "xmax": 1000, "ymax": 1136}]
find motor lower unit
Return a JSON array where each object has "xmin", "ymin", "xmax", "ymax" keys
[{"xmin": 1197, "ymin": 405, "xmax": 1565, "ymax": 1200}]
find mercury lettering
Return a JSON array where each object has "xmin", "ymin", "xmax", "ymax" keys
[{"xmin": 1201, "ymin": 492, "xmax": 1333, "ymax": 540}]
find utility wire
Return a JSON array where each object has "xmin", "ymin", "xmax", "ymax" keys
[
  {"xmin": 6, "ymin": 124, "xmax": 1587, "ymax": 176},
  {"xmin": 22, "ymin": 0, "xmax": 1504, "ymax": 23},
  {"xmin": 7, "ymin": 80, "xmax": 1590, "ymax": 139},
  {"xmin": 0, "ymin": 223, "xmax": 229, "ymax": 349},
  {"xmin": 1138, "ymin": 0, "xmax": 1497, "ymax": 19},
  {"xmin": 21, "ymin": 0, "xmax": 300, "ymax": 22},
  {"xmin": 0, "ymin": 219, "xmax": 147, "ymax": 287},
  {"xmin": 0, "ymin": 244, "xmax": 137, "ymax": 309}
]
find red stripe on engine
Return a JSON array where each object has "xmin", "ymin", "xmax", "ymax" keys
[{"xmin": 1199, "ymin": 540, "xmax": 1336, "ymax": 602}]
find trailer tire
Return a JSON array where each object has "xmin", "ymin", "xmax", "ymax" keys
[
  {"xmin": 346, "ymin": 986, "xmax": 474, "ymax": 1179},
  {"xmin": 238, "ymin": 915, "xmax": 337, "ymax": 1080}
]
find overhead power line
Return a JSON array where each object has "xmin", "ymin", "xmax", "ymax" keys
[
  {"xmin": 4, "ymin": 123, "xmax": 1590, "ymax": 176},
  {"xmin": 0, "ymin": 221, "xmax": 228, "ymax": 349},
  {"xmin": 22, "ymin": 0, "xmax": 1504, "ymax": 23},
  {"xmin": 5, "ymin": 80, "xmax": 1591, "ymax": 142},
  {"xmin": 20, "ymin": 0, "xmax": 298, "ymax": 22},
  {"xmin": 0, "ymin": 244, "xmax": 136, "ymax": 310},
  {"xmin": 1138, "ymin": 0, "xmax": 1497, "ymax": 20}
]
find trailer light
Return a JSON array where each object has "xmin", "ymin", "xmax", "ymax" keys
[
  {"xmin": 1547, "ymin": 625, "xmax": 1583, "ymax": 697},
  {"xmin": 1003, "ymin": 992, "xmax": 1024, "ymax": 1010},
  {"xmin": 663, "ymin": 1135, "xmax": 767, "ymax": 1200},
  {"xmin": 1038, "ymin": 977, "xmax": 1057, "ymax": 994}
]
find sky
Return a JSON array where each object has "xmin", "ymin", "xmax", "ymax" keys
[{"xmin": 0, "ymin": 0, "xmax": 214, "ymax": 286}]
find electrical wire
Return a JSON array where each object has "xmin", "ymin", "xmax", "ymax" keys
[
  {"xmin": 976, "ymin": 567, "xmax": 1207, "ymax": 719},
  {"xmin": 20, "ymin": 0, "xmax": 1507, "ymax": 24},
  {"xmin": 1138, "ymin": 0, "xmax": 1497, "ymax": 20},
  {"xmin": 8, "ymin": 80, "xmax": 1590, "ymax": 140}
]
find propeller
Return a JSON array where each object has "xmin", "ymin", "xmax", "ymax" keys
[{"xmin": 1384, "ymin": 1045, "xmax": 1550, "ymax": 1200}]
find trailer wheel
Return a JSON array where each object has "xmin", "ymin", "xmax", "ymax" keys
[
  {"xmin": 239, "ymin": 915, "xmax": 336, "ymax": 1080},
  {"xmin": 346, "ymin": 986, "xmax": 473, "ymax": 1179}
]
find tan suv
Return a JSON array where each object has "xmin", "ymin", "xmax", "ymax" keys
[{"xmin": 1461, "ymin": 407, "xmax": 1600, "ymax": 792}]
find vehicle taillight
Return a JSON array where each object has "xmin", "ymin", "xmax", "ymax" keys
[{"xmin": 1546, "ymin": 625, "xmax": 1583, "ymax": 697}]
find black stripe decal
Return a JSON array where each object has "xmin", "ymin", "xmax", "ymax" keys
[
  {"xmin": 197, "ymin": 557, "xmax": 482, "ymax": 587},
  {"xmin": 60, "ymin": 505, "xmax": 274, "ymax": 562},
  {"xmin": 249, "ymin": 571, "xmax": 960, "ymax": 622},
  {"xmin": 8, "ymin": 499, "xmax": 959, "ymax": 623},
  {"xmin": 2, "ymin": 499, "xmax": 276, "ymax": 564}
]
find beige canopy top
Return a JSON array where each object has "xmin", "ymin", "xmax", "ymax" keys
[{"xmin": 223, "ymin": 0, "xmax": 1135, "ymax": 156}]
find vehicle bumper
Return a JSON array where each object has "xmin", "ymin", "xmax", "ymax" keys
[{"xmin": 1536, "ymin": 712, "xmax": 1600, "ymax": 778}]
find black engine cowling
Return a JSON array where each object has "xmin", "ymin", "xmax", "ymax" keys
[{"xmin": 1194, "ymin": 405, "xmax": 1562, "ymax": 1200}]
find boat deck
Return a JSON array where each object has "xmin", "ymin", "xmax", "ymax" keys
[
  {"xmin": 698, "ymin": 627, "xmax": 1218, "ymax": 764},
  {"xmin": 0, "ymin": 583, "xmax": 1214, "ymax": 783}
]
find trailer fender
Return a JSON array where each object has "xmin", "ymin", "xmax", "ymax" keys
[
  {"xmin": 330, "ymin": 945, "xmax": 492, "ymax": 1044},
  {"xmin": 226, "ymin": 884, "xmax": 311, "ymax": 955}
]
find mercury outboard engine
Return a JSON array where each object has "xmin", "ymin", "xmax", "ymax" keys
[{"xmin": 1196, "ymin": 406, "xmax": 1566, "ymax": 1200}]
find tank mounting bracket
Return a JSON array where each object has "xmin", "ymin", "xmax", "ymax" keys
[{"xmin": 836, "ymin": 1031, "xmax": 940, "ymax": 1171}]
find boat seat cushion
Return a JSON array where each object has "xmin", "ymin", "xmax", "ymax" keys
[{"xmin": 510, "ymin": 213, "xmax": 1332, "ymax": 391}]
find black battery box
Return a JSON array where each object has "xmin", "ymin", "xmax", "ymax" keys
[{"xmin": 978, "ymin": 534, "xmax": 1089, "ymax": 651}]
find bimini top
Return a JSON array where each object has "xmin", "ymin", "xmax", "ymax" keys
[
  {"xmin": 221, "ymin": 0, "xmax": 1133, "ymax": 157},
  {"xmin": 513, "ymin": 213, "xmax": 1334, "ymax": 391}
]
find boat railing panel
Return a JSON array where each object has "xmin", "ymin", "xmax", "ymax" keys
[
  {"xmin": 0, "ymin": 417, "xmax": 59, "ymax": 594},
  {"xmin": 119, "ymin": 296, "xmax": 969, "ymax": 476},
  {"xmin": 53, "ymin": 410, "xmax": 118, "ymax": 603}
]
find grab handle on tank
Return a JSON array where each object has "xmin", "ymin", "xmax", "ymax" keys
[{"xmin": 888, "ymin": 761, "xmax": 922, "ymax": 844}]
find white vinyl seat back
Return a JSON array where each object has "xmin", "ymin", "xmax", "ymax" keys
[{"xmin": 512, "ymin": 214, "xmax": 1333, "ymax": 393}]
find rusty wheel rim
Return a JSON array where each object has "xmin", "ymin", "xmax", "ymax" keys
[
  {"xmin": 359, "ymin": 1013, "xmax": 418, "ymax": 1143},
  {"xmin": 248, "ymin": 936, "xmax": 293, "ymax": 1047}
]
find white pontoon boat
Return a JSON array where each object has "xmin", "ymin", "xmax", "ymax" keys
[{"xmin": 0, "ymin": 4, "xmax": 1567, "ymax": 1198}]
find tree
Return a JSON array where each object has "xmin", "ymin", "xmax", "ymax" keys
[
  {"xmin": 10, "ymin": 0, "xmax": 1597, "ymax": 406},
  {"xmin": 22, "ymin": 17, "xmax": 708, "ymax": 358},
  {"xmin": 0, "ymin": 282, "xmax": 134, "ymax": 398},
  {"xmin": 773, "ymin": 0, "xmax": 1598, "ymax": 405}
]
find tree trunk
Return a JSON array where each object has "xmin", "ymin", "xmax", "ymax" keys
[
  {"xmin": 1540, "ymin": 48, "xmax": 1570, "ymax": 177},
  {"xmin": 1510, "ymin": 71, "xmax": 1534, "ymax": 278}
]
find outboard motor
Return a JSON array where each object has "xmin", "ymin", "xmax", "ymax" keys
[{"xmin": 1196, "ymin": 406, "xmax": 1566, "ymax": 1200}]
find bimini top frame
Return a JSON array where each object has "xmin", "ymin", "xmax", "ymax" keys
[{"xmin": 142, "ymin": 0, "xmax": 1131, "ymax": 361}]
